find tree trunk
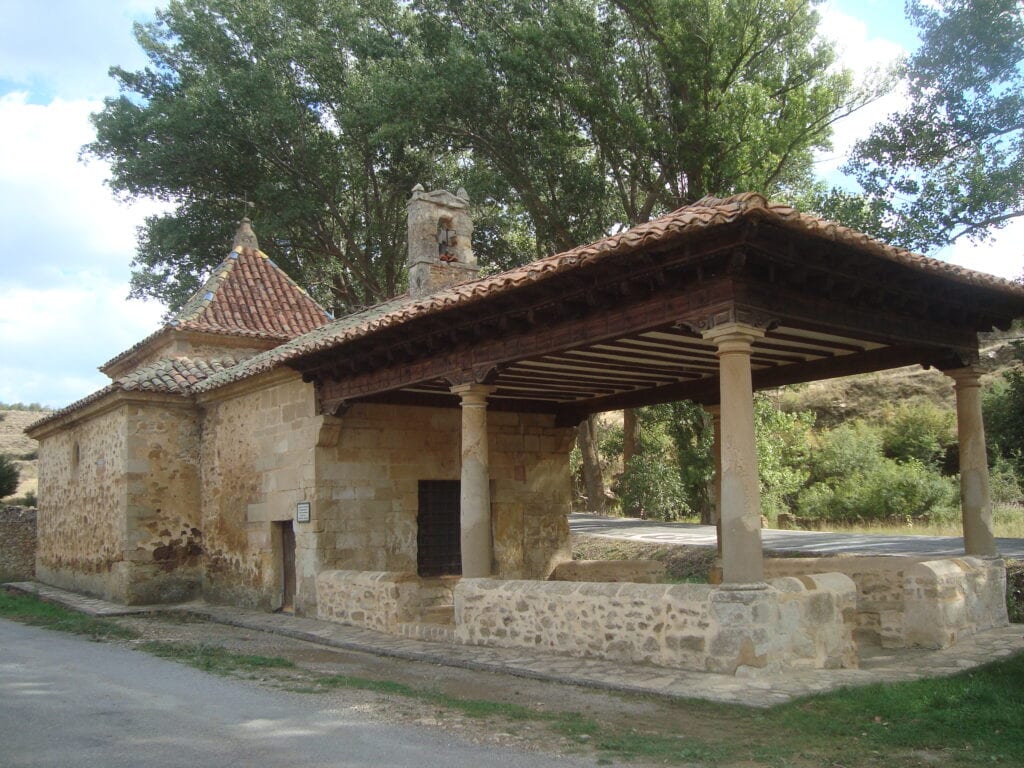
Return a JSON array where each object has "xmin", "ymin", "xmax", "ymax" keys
[
  {"xmin": 577, "ymin": 415, "xmax": 605, "ymax": 515},
  {"xmin": 622, "ymin": 408, "xmax": 640, "ymax": 467}
]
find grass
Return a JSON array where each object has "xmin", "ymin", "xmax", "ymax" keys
[
  {"xmin": 139, "ymin": 641, "xmax": 296, "ymax": 674},
  {"xmin": 759, "ymin": 653, "xmax": 1024, "ymax": 765},
  {"xmin": 0, "ymin": 589, "xmax": 137, "ymax": 640}
]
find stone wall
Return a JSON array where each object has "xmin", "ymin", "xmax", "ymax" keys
[
  {"xmin": 200, "ymin": 373, "xmax": 321, "ymax": 612},
  {"xmin": 454, "ymin": 574, "xmax": 858, "ymax": 675},
  {"xmin": 766, "ymin": 556, "xmax": 910, "ymax": 646},
  {"xmin": 316, "ymin": 570, "xmax": 419, "ymax": 632},
  {"xmin": 316, "ymin": 404, "xmax": 574, "ymax": 580},
  {"xmin": 549, "ymin": 559, "xmax": 667, "ymax": 583},
  {"xmin": 35, "ymin": 406, "xmax": 130, "ymax": 601},
  {"xmin": 122, "ymin": 403, "xmax": 202, "ymax": 603},
  {"xmin": 0, "ymin": 505, "xmax": 36, "ymax": 581},
  {"xmin": 765, "ymin": 555, "xmax": 1008, "ymax": 649}
]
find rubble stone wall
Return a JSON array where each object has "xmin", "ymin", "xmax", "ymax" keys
[
  {"xmin": 453, "ymin": 574, "xmax": 858, "ymax": 675},
  {"xmin": 765, "ymin": 555, "xmax": 1008, "ymax": 649},
  {"xmin": 122, "ymin": 403, "xmax": 203, "ymax": 604},
  {"xmin": 316, "ymin": 569, "xmax": 420, "ymax": 632},
  {"xmin": 0, "ymin": 506, "xmax": 36, "ymax": 581},
  {"xmin": 35, "ymin": 406, "xmax": 130, "ymax": 601}
]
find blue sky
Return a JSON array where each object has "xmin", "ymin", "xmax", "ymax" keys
[{"xmin": 0, "ymin": 0, "xmax": 1021, "ymax": 409}]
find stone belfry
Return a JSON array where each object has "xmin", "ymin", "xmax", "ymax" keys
[{"xmin": 407, "ymin": 184, "xmax": 479, "ymax": 299}]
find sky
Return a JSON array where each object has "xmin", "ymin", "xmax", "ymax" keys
[{"xmin": 0, "ymin": 0, "xmax": 1022, "ymax": 409}]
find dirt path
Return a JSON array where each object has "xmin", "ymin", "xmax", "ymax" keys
[{"xmin": 110, "ymin": 612, "xmax": 757, "ymax": 767}]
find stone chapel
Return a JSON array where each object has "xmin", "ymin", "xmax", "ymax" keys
[{"xmin": 27, "ymin": 188, "xmax": 1024, "ymax": 675}]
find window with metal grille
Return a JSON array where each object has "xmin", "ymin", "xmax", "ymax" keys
[{"xmin": 417, "ymin": 480, "xmax": 461, "ymax": 577}]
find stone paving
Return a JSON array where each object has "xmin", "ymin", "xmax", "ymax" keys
[{"xmin": 5, "ymin": 580, "xmax": 1024, "ymax": 709}]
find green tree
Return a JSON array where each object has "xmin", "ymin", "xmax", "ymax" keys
[
  {"xmin": 0, "ymin": 455, "xmax": 19, "ymax": 499},
  {"xmin": 984, "ymin": 341, "xmax": 1024, "ymax": 478},
  {"xmin": 845, "ymin": 0, "xmax": 1024, "ymax": 251},
  {"xmin": 754, "ymin": 397, "xmax": 814, "ymax": 520},
  {"xmin": 87, "ymin": 0, "xmax": 453, "ymax": 314}
]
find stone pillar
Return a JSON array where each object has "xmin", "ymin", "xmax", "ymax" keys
[
  {"xmin": 702, "ymin": 323, "xmax": 765, "ymax": 584},
  {"xmin": 705, "ymin": 404, "xmax": 724, "ymax": 584},
  {"xmin": 452, "ymin": 383, "xmax": 495, "ymax": 577},
  {"xmin": 946, "ymin": 366, "xmax": 998, "ymax": 557}
]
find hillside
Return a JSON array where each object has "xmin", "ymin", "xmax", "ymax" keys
[
  {"xmin": 772, "ymin": 334, "xmax": 1022, "ymax": 427},
  {"xmin": 1, "ymin": 408, "xmax": 50, "ymax": 503}
]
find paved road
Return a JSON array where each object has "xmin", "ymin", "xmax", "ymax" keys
[
  {"xmin": 569, "ymin": 513, "xmax": 1024, "ymax": 559},
  {"xmin": 0, "ymin": 620, "xmax": 591, "ymax": 768}
]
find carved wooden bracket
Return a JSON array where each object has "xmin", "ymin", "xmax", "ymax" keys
[
  {"xmin": 678, "ymin": 306, "xmax": 778, "ymax": 336},
  {"xmin": 444, "ymin": 363, "xmax": 504, "ymax": 388}
]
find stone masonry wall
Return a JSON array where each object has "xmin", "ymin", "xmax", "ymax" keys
[
  {"xmin": 766, "ymin": 556, "xmax": 910, "ymax": 647},
  {"xmin": 454, "ymin": 574, "xmax": 858, "ymax": 675},
  {"xmin": 0, "ymin": 506, "xmax": 36, "ymax": 581},
  {"xmin": 315, "ymin": 404, "xmax": 575, "ymax": 580},
  {"xmin": 122, "ymin": 403, "xmax": 203, "ymax": 604},
  {"xmin": 316, "ymin": 570, "xmax": 420, "ymax": 633},
  {"xmin": 765, "ymin": 555, "xmax": 1009, "ymax": 649},
  {"xmin": 200, "ymin": 373, "xmax": 321, "ymax": 613},
  {"xmin": 35, "ymin": 406, "xmax": 130, "ymax": 601}
]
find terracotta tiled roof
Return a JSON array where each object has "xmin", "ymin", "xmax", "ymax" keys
[
  {"xmin": 171, "ymin": 245, "xmax": 332, "ymax": 338},
  {"xmin": 193, "ymin": 193, "xmax": 1024, "ymax": 393},
  {"xmin": 101, "ymin": 236, "xmax": 332, "ymax": 373},
  {"xmin": 30, "ymin": 355, "xmax": 251, "ymax": 433}
]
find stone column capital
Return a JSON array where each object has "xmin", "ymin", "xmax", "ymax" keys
[
  {"xmin": 701, "ymin": 322, "xmax": 766, "ymax": 354},
  {"xmin": 451, "ymin": 383, "xmax": 495, "ymax": 405},
  {"xmin": 944, "ymin": 365, "xmax": 985, "ymax": 389}
]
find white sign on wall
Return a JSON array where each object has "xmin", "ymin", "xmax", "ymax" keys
[{"xmin": 295, "ymin": 501, "xmax": 311, "ymax": 523}]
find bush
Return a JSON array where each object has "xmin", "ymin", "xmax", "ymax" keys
[
  {"xmin": 0, "ymin": 455, "xmax": 19, "ymax": 498},
  {"xmin": 755, "ymin": 397, "xmax": 814, "ymax": 520},
  {"xmin": 618, "ymin": 455, "xmax": 690, "ymax": 521},
  {"xmin": 881, "ymin": 401, "xmax": 954, "ymax": 468},
  {"xmin": 808, "ymin": 420, "xmax": 883, "ymax": 483},
  {"xmin": 798, "ymin": 457, "xmax": 958, "ymax": 524}
]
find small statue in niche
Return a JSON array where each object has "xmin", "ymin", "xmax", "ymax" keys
[{"xmin": 437, "ymin": 221, "xmax": 459, "ymax": 263}]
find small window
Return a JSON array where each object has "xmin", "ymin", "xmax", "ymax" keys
[{"xmin": 71, "ymin": 442, "xmax": 81, "ymax": 474}]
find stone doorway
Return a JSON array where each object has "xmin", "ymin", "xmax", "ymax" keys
[
  {"xmin": 273, "ymin": 520, "xmax": 296, "ymax": 613},
  {"xmin": 417, "ymin": 480, "xmax": 461, "ymax": 577}
]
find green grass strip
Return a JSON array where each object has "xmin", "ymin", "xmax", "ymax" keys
[
  {"xmin": 0, "ymin": 590, "xmax": 137, "ymax": 640},
  {"xmin": 139, "ymin": 641, "xmax": 295, "ymax": 673}
]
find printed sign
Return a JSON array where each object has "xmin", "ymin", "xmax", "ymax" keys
[{"xmin": 296, "ymin": 501, "xmax": 311, "ymax": 523}]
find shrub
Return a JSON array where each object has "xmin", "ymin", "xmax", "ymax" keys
[
  {"xmin": 807, "ymin": 420, "xmax": 883, "ymax": 483},
  {"xmin": 797, "ymin": 457, "xmax": 958, "ymax": 524},
  {"xmin": 618, "ymin": 455, "xmax": 690, "ymax": 521},
  {"xmin": 0, "ymin": 454, "xmax": 19, "ymax": 498},
  {"xmin": 755, "ymin": 397, "xmax": 814, "ymax": 520},
  {"xmin": 881, "ymin": 401, "xmax": 955, "ymax": 468}
]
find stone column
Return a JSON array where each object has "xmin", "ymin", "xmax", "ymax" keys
[
  {"xmin": 702, "ymin": 323, "xmax": 765, "ymax": 584},
  {"xmin": 452, "ymin": 383, "xmax": 495, "ymax": 577},
  {"xmin": 946, "ymin": 366, "xmax": 998, "ymax": 557},
  {"xmin": 705, "ymin": 404, "xmax": 724, "ymax": 584}
]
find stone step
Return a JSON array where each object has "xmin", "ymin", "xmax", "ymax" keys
[
  {"xmin": 417, "ymin": 605, "xmax": 455, "ymax": 624},
  {"xmin": 397, "ymin": 617, "xmax": 456, "ymax": 644}
]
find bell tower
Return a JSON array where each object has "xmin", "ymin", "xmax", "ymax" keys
[{"xmin": 407, "ymin": 185, "xmax": 478, "ymax": 299}]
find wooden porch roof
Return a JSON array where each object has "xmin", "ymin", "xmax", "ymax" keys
[{"xmin": 196, "ymin": 193, "xmax": 1024, "ymax": 422}]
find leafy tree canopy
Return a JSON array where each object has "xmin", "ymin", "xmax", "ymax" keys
[
  {"xmin": 88, "ymin": 0, "xmax": 859, "ymax": 313},
  {"xmin": 841, "ymin": 0, "xmax": 1024, "ymax": 252}
]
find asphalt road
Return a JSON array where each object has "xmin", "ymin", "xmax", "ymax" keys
[
  {"xmin": 0, "ymin": 620, "xmax": 592, "ymax": 768},
  {"xmin": 569, "ymin": 513, "xmax": 1024, "ymax": 559}
]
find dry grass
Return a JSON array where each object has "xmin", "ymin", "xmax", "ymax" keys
[{"xmin": 806, "ymin": 504, "xmax": 1024, "ymax": 539}]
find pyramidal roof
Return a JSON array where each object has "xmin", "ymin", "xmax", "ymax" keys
[
  {"xmin": 101, "ymin": 220, "xmax": 332, "ymax": 374},
  {"xmin": 169, "ymin": 218, "xmax": 332, "ymax": 339}
]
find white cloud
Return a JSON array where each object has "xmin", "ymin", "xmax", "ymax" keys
[
  {"xmin": 814, "ymin": 3, "xmax": 909, "ymax": 181},
  {"xmin": 0, "ymin": 0, "xmax": 155, "ymax": 99},
  {"xmin": 0, "ymin": 281, "xmax": 163, "ymax": 408},
  {"xmin": 936, "ymin": 220, "xmax": 1024, "ymax": 282},
  {"xmin": 0, "ymin": 92, "xmax": 168, "ymax": 406}
]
